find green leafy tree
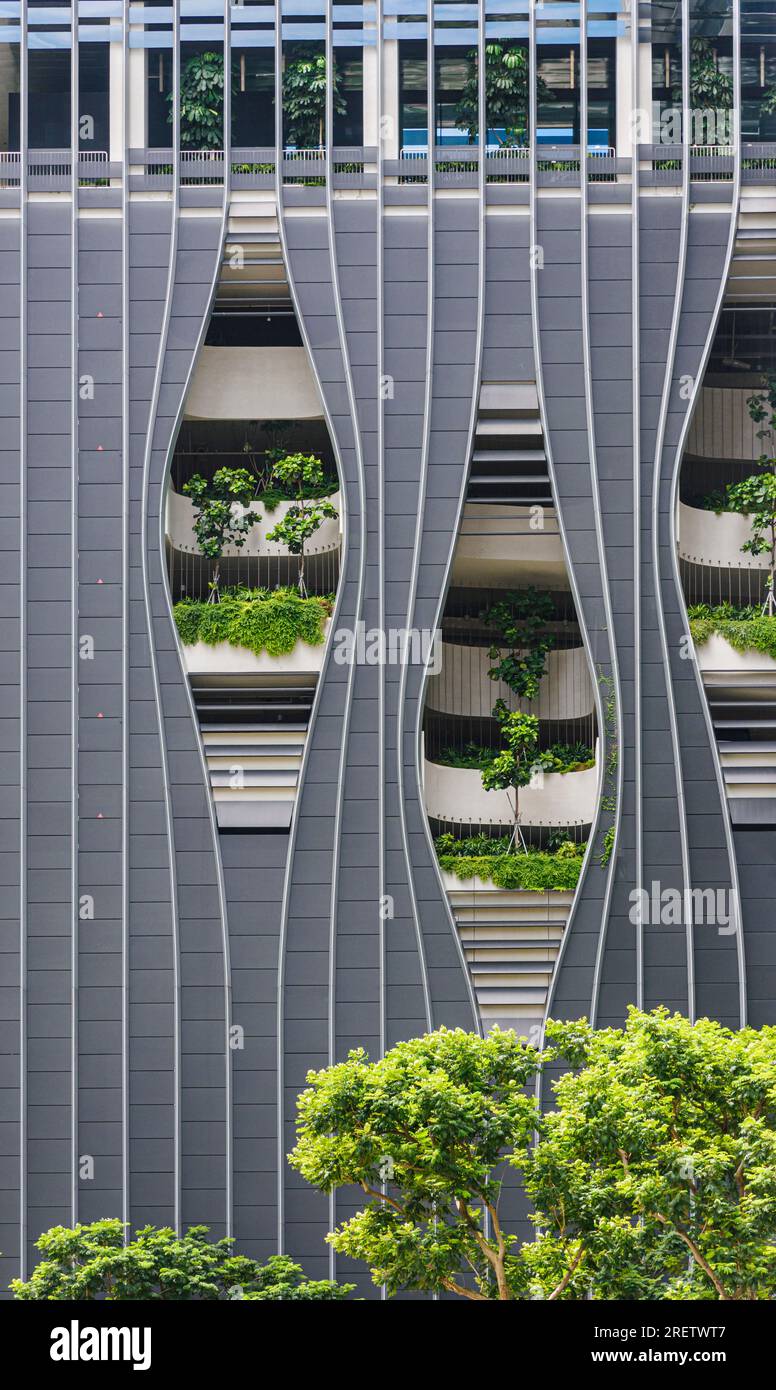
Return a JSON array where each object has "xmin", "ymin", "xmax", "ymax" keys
[
  {"xmin": 455, "ymin": 43, "xmax": 548, "ymax": 146},
  {"xmin": 282, "ymin": 46, "xmax": 345, "ymax": 149},
  {"xmin": 169, "ymin": 51, "xmax": 237, "ymax": 149},
  {"xmin": 672, "ymin": 37, "xmax": 733, "ymax": 143},
  {"xmin": 10, "ymin": 1221, "xmax": 353, "ymax": 1300},
  {"xmin": 481, "ymin": 586, "xmax": 557, "ymax": 703},
  {"xmin": 527, "ymin": 1010, "xmax": 776, "ymax": 1301},
  {"xmin": 182, "ymin": 467, "xmax": 257, "ymax": 601},
  {"xmin": 722, "ymin": 378, "xmax": 776, "ymax": 614},
  {"xmin": 289, "ymin": 1028, "xmax": 543, "ymax": 1301},
  {"xmin": 290, "ymin": 1011, "xmax": 776, "ymax": 1301},
  {"xmin": 689, "ymin": 37, "xmax": 733, "ymax": 110},
  {"xmin": 265, "ymin": 453, "xmax": 338, "ymax": 595},
  {"xmin": 481, "ymin": 704, "xmax": 553, "ymax": 852}
]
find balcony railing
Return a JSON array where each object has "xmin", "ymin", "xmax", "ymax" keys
[
  {"xmin": 0, "ymin": 148, "xmax": 114, "ymax": 189},
  {"xmin": 3, "ymin": 142, "xmax": 775, "ymax": 194}
]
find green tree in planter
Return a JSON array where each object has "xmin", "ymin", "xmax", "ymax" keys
[
  {"xmin": 168, "ymin": 51, "xmax": 237, "ymax": 149},
  {"xmin": 182, "ymin": 467, "xmax": 257, "ymax": 601},
  {"xmin": 723, "ymin": 377, "xmax": 776, "ymax": 615},
  {"xmin": 10, "ymin": 1220, "xmax": 352, "ymax": 1300},
  {"xmin": 283, "ymin": 46, "xmax": 346, "ymax": 149},
  {"xmin": 481, "ymin": 586, "xmax": 557, "ymax": 702},
  {"xmin": 672, "ymin": 37, "xmax": 733, "ymax": 120},
  {"xmin": 265, "ymin": 453, "xmax": 338, "ymax": 595},
  {"xmin": 481, "ymin": 704, "xmax": 553, "ymax": 852},
  {"xmin": 455, "ymin": 43, "xmax": 548, "ymax": 146}
]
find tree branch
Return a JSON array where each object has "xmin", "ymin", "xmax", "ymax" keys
[
  {"xmin": 653, "ymin": 1214, "xmax": 730, "ymax": 1300},
  {"xmin": 441, "ymin": 1277, "xmax": 490, "ymax": 1302},
  {"xmin": 547, "ymin": 1242, "xmax": 585, "ymax": 1301},
  {"xmin": 359, "ymin": 1181, "xmax": 406, "ymax": 1216}
]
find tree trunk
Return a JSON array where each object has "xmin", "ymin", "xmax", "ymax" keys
[
  {"xmin": 208, "ymin": 561, "xmax": 221, "ymax": 604},
  {"xmin": 297, "ymin": 548, "xmax": 307, "ymax": 597}
]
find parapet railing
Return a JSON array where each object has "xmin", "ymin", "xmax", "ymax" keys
[
  {"xmin": 0, "ymin": 149, "xmax": 116, "ymax": 188},
  {"xmin": 132, "ymin": 146, "xmax": 377, "ymax": 191},
  {"xmin": 391, "ymin": 144, "xmax": 622, "ymax": 185},
  {"xmin": 640, "ymin": 142, "xmax": 776, "ymax": 185},
  {"xmin": 2, "ymin": 142, "xmax": 775, "ymax": 193}
]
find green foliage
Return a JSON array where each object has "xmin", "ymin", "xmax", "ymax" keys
[
  {"xmin": 282, "ymin": 45, "xmax": 345, "ymax": 148},
  {"xmin": 435, "ymin": 831, "xmax": 513, "ymax": 857},
  {"xmin": 437, "ymin": 849, "xmax": 583, "ymax": 891},
  {"xmin": 173, "ymin": 587, "xmax": 332, "ymax": 658},
  {"xmin": 599, "ymin": 824, "xmax": 615, "ymax": 868},
  {"xmin": 479, "ymin": 710, "xmax": 552, "ymax": 847},
  {"xmin": 10, "ymin": 1221, "xmax": 352, "ymax": 1301},
  {"xmin": 554, "ymin": 838, "xmax": 582, "ymax": 860},
  {"xmin": 673, "ymin": 37, "xmax": 733, "ymax": 111},
  {"xmin": 436, "ymin": 741, "xmax": 593, "ymax": 773},
  {"xmin": 700, "ymin": 487, "xmax": 731, "ymax": 513},
  {"xmin": 725, "ymin": 471, "xmax": 776, "ymax": 551},
  {"xmin": 170, "ymin": 51, "xmax": 236, "ymax": 149},
  {"xmin": 481, "ymin": 587, "xmax": 557, "ymax": 702},
  {"xmin": 290, "ymin": 1010, "xmax": 776, "ymax": 1301},
  {"xmin": 708, "ymin": 377, "xmax": 776, "ymax": 614},
  {"xmin": 527, "ymin": 1010, "xmax": 776, "ymax": 1301},
  {"xmin": 434, "ymin": 834, "xmax": 585, "ymax": 890},
  {"xmin": 288, "ymin": 1028, "xmax": 542, "ymax": 1299},
  {"xmin": 264, "ymin": 452, "xmax": 339, "ymax": 593},
  {"xmin": 689, "ymin": 610, "xmax": 776, "ymax": 662},
  {"xmin": 688, "ymin": 601, "xmax": 758, "ymax": 621},
  {"xmin": 182, "ymin": 467, "xmax": 256, "ymax": 562},
  {"xmin": 259, "ymin": 476, "xmax": 338, "ymax": 512},
  {"xmin": 454, "ymin": 43, "xmax": 548, "ymax": 145}
]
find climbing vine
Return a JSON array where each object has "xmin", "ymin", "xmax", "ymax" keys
[{"xmin": 597, "ymin": 667, "xmax": 618, "ymax": 869}]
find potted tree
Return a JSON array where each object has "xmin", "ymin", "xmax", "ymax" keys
[
  {"xmin": 265, "ymin": 452, "xmax": 339, "ymax": 596},
  {"xmin": 282, "ymin": 46, "xmax": 345, "ymax": 149},
  {"xmin": 455, "ymin": 43, "xmax": 548, "ymax": 147},
  {"xmin": 481, "ymin": 586, "xmax": 557, "ymax": 702},
  {"xmin": 169, "ymin": 50, "xmax": 237, "ymax": 149},
  {"xmin": 182, "ymin": 466, "xmax": 257, "ymax": 601},
  {"xmin": 481, "ymin": 703, "xmax": 553, "ymax": 853}
]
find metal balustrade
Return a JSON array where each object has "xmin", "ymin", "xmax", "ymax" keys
[
  {"xmin": 0, "ymin": 149, "xmax": 113, "ymax": 189},
  {"xmin": 396, "ymin": 144, "xmax": 617, "ymax": 186},
  {"xmin": 5, "ymin": 141, "xmax": 773, "ymax": 194},
  {"xmin": 741, "ymin": 142, "xmax": 776, "ymax": 181},
  {"xmin": 689, "ymin": 144, "xmax": 734, "ymax": 182}
]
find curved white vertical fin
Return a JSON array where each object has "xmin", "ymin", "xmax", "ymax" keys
[
  {"xmin": 139, "ymin": 0, "xmax": 183, "ymax": 1231},
  {"xmin": 668, "ymin": 0, "xmax": 747, "ymax": 1026},
  {"xmin": 650, "ymin": 0, "xmax": 695, "ymax": 1020},
  {"xmin": 395, "ymin": 0, "xmax": 436, "ymax": 1036},
  {"xmin": 158, "ymin": 2, "xmax": 237, "ymax": 1243},
  {"xmin": 580, "ymin": 3, "xmax": 626, "ymax": 1030},
  {"xmin": 532, "ymin": 0, "xmax": 609, "ymax": 1043},
  {"xmin": 121, "ymin": 0, "xmax": 130, "ymax": 1241},
  {"xmin": 632, "ymin": 0, "xmax": 644, "ymax": 1012},
  {"xmin": 19, "ymin": 0, "xmax": 28, "ymax": 1281},
  {"xmin": 70, "ymin": 0, "xmax": 80, "ymax": 1237}
]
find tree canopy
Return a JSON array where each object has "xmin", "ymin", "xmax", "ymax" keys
[
  {"xmin": 10, "ymin": 1221, "xmax": 353, "ymax": 1301},
  {"xmin": 455, "ymin": 43, "xmax": 547, "ymax": 146},
  {"xmin": 289, "ymin": 1009, "xmax": 776, "ymax": 1300},
  {"xmin": 265, "ymin": 452, "xmax": 339, "ymax": 594}
]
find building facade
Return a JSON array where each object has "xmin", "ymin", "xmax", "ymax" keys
[{"xmin": 0, "ymin": 0, "xmax": 775, "ymax": 1296}]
